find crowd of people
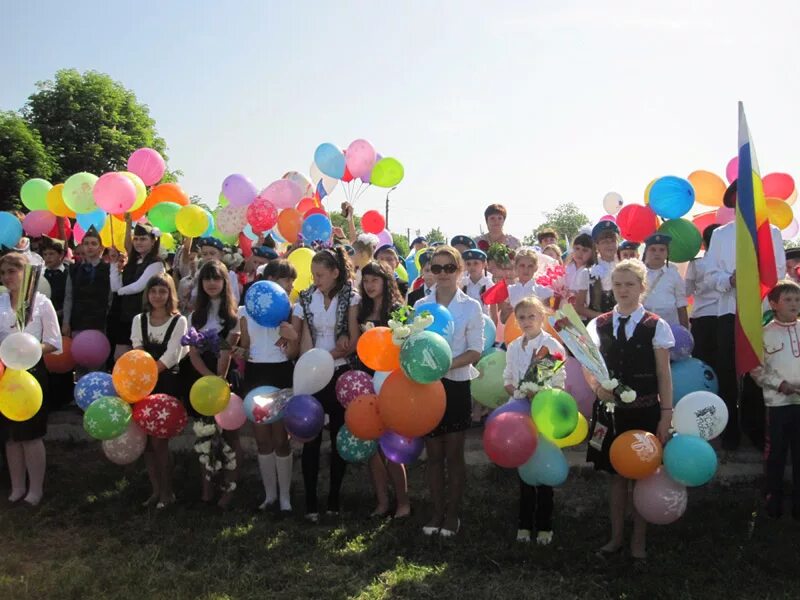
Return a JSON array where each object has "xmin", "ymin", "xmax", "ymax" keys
[{"xmin": 1, "ymin": 198, "xmax": 799, "ymax": 561}]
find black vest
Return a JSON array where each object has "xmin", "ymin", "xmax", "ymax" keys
[
  {"xmin": 44, "ymin": 267, "xmax": 67, "ymax": 317},
  {"xmin": 69, "ymin": 261, "xmax": 111, "ymax": 331},
  {"xmin": 589, "ymin": 277, "xmax": 616, "ymax": 313},
  {"xmin": 596, "ymin": 311, "xmax": 659, "ymax": 397},
  {"xmin": 120, "ymin": 255, "xmax": 159, "ymax": 322},
  {"xmin": 141, "ymin": 314, "xmax": 181, "ymax": 374}
]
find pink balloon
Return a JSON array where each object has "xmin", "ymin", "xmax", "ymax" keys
[
  {"xmin": 599, "ymin": 214, "xmax": 617, "ymax": 223},
  {"xmin": 345, "ymin": 139, "xmax": 377, "ymax": 179},
  {"xmin": 259, "ymin": 179, "xmax": 303, "ymax": 210},
  {"xmin": 564, "ymin": 357, "xmax": 594, "ymax": 418},
  {"xmin": 23, "ymin": 210, "xmax": 56, "ymax": 237},
  {"xmin": 216, "ymin": 204, "xmax": 248, "ymax": 236},
  {"xmin": 633, "ymin": 467, "xmax": 688, "ymax": 525},
  {"xmin": 763, "ymin": 173, "xmax": 795, "ymax": 200},
  {"xmin": 102, "ymin": 422, "xmax": 147, "ymax": 465},
  {"xmin": 246, "ymin": 197, "xmax": 278, "ymax": 233},
  {"xmin": 376, "ymin": 229, "xmax": 393, "ymax": 247},
  {"xmin": 335, "ymin": 370, "xmax": 375, "ymax": 408},
  {"xmin": 715, "ymin": 206, "xmax": 735, "ymax": 224},
  {"xmin": 73, "ymin": 222, "xmax": 85, "ymax": 244},
  {"xmin": 222, "ymin": 174, "xmax": 258, "ymax": 207},
  {"xmin": 71, "ymin": 329, "xmax": 111, "ymax": 368},
  {"xmin": 127, "ymin": 148, "xmax": 166, "ymax": 186},
  {"xmin": 482, "ymin": 412, "xmax": 538, "ymax": 468},
  {"xmin": 215, "ymin": 393, "xmax": 247, "ymax": 431},
  {"xmin": 782, "ymin": 218, "xmax": 800, "ymax": 240},
  {"xmin": 725, "ymin": 156, "xmax": 739, "ymax": 184},
  {"xmin": 93, "ymin": 172, "xmax": 137, "ymax": 214},
  {"xmin": 282, "ymin": 171, "xmax": 313, "ymax": 198}
]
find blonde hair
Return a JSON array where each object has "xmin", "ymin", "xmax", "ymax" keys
[
  {"xmin": 0, "ymin": 252, "xmax": 29, "ymax": 271},
  {"xmin": 612, "ymin": 259, "xmax": 647, "ymax": 289},
  {"xmin": 431, "ymin": 245, "xmax": 464, "ymax": 271},
  {"xmin": 542, "ymin": 244, "xmax": 563, "ymax": 264},
  {"xmin": 514, "ymin": 247, "xmax": 539, "ymax": 267},
  {"xmin": 513, "ymin": 295, "xmax": 550, "ymax": 318}
]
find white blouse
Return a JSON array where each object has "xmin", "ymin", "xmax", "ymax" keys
[
  {"xmin": 642, "ymin": 264, "xmax": 687, "ymax": 326},
  {"xmin": 130, "ymin": 313, "xmax": 188, "ymax": 369},
  {"xmin": 239, "ymin": 305, "xmax": 288, "ymax": 364},
  {"xmin": 110, "ymin": 260, "xmax": 165, "ymax": 295},
  {"xmin": 292, "ymin": 287, "xmax": 361, "ymax": 367},
  {"xmin": 586, "ymin": 305, "xmax": 675, "ymax": 350},
  {"xmin": 574, "ymin": 259, "xmax": 617, "ymax": 292},
  {"xmin": 0, "ymin": 292, "xmax": 62, "ymax": 351},
  {"xmin": 507, "ymin": 278, "xmax": 554, "ymax": 308},
  {"xmin": 503, "ymin": 331, "xmax": 566, "ymax": 388}
]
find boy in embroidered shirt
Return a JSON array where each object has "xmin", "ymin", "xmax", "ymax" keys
[{"xmin": 750, "ymin": 279, "xmax": 800, "ymax": 519}]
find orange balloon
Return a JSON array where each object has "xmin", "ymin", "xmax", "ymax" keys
[
  {"xmin": 296, "ymin": 197, "xmax": 318, "ymax": 215},
  {"xmin": 130, "ymin": 183, "xmax": 189, "ymax": 221},
  {"xmin": 688, "ymin": 170, "xmax": 726, "ymax": 207},
  {"xmin": 504, "ymin": 313, "xmax": 522, "ymax": 345},
  {"xmin": 277, "ymin": 208, "xmax": 302, "ymax": 243},
  {"xmin": 344, "ymin": 394, "xmax": 385, "ymax": 440},
  {"xmin": 377, "ymin": 370, "xmax": 445, "ymax": 437},
  {"xmin": 766, "ymin": 197, "xmax": 794, "ymax": 229},
  {"xmin": 112, "ymin": 349, "xmax": 158, "ymax": 403},
  {"xmin": 609, "ymin": 429, "xmax": 662, "ymax": 479},
  {"xmin": 44, "ymin": 337, "xmax": 76, "ymax": 374},
  {"xmin": 356, "ymin": 327, "xmax": 401, "ymax": 372}
]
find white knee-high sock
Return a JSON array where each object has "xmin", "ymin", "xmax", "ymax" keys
[
  {"xmin": 257, "ymin": 453, "xmax": 277, "ymax": 507},
  {"xmin": 276, "ymin": 453, "xmax": 293, "ymax": 511},
  {"xmin": 6, "ymin": 442, "xmax": 26, "ymax": 501}
]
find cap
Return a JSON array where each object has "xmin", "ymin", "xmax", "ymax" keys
[
  {"xmin": 411, "ymin": 236, "xmax": 427, "ymax": 246},
  {"xmin": 450, "ymin": 235, "xmax": 476, "ymax": 249},
  {"xmin": 723, "ymin": 180, "xmax": 737, "ymax": 209},
  {"xmin": 591, "ymin": 220, "xmax": 620, "ymax": 240},
  {"xmin": 430, "ymin": 241, "xmax": 445, "ymax": 248},
  {"xmin": 374, "ymin": 244, "xmax": 398, "ymax": 258},
  {"xmin": 786, "ymin": 247, "xmax": 800, "ymax": 261},
  {"xmin": 644, "ymin": 233, "xmax": 672, "ymax": 247},
  {"xmin": 618, "ymin": 240, "xmax": 640, "ymax": 251},
  {"xmin": 252, "ymin": 246, "xmax": 278, "ymax": 260},
  {"xmin": 133, "ymin": 223, "xmax": 155, "ymax": 237},
  {"xmin": 83, "ymin": 225, "xmax": 102, "ymax": 240},
  {"xmin": 462, "ymin": 249, "xmax": 487, "ymax": 262},
  {"xmin": 198, "ymin": 237, "xmax": 224, "ymax": 252},
  {"xmin": 418, "ymin": 249, "xmax": 434, "ymax": 267}
]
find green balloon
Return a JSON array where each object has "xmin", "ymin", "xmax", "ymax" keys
[
  {"xmin": 657, "ymin": 218, "xmax": 702, "ymax": 263},
  {"xmin": 371, "ymin": 157, "xmax": 404, "ymax": 188},
  {"xmin": 83, "ymin": 396, "xmax": 132, "ymax": 440},
  {"xmin": 147, "ymin": 202, "xmax": 181, "ymax": 233},
  {"xmin": 400, "ymin": 331, "xmax": 452, "ymax": 384},
  {"xmin": 336, "ymin": 425, "xmax": 378, "ymax": 463},
  {"xmin": 470, "ymin": 350, "xmax": 508, "ymax": 408},
  {"xmin": 530, "ymin": 389, "xmax": 578, "ymax": 440},
  {"xmin": 20, "ymin": 178, "xmax": 52, "ymax": 211},
  {"xmin": 218, "ymin": 192, "xmax": 229, "ymax": 208},
  {"xmin": 63, "ymin": 172, "xmax": 99, "ymax": 214}
]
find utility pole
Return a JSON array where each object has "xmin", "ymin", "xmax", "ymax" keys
[{"xmin": 385, "ymin": 186, "xmax": 397, "ymax": 229}]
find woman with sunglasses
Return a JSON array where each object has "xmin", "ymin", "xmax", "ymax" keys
[{"xmin": 413, "ymin": 246, "xmax": 484, "ymax": 538}]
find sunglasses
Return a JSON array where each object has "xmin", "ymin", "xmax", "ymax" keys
[{"xmin": 430, "ymin": 263, "xmax": 458, "ymax": 274}]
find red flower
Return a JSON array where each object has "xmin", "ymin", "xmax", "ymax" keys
[{"xmin": 551, "ymin": 351, "xmax": 564, "ymax": 361}]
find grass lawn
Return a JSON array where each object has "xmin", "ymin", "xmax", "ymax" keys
[{"xmin": 1, "ymin": 441, "xmax": 798, "ymax": 600}]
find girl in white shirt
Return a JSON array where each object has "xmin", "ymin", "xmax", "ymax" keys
[
  {"xmin": 0, "ymin": 252, "xmax": 61, "ymax": 506},
  {"xmin": 292, "ymin": 247, "xmax": 360, "ymax": 521},
  {"xmin": 131, "ymin": 274, "xmax": 188, "ymax": 509},
  {"xmin": 500, "ymin": 248, "xmax": 554, "ymax": 323},
  {"xmin": 565, "ymin": 233, "xmax": 595, "ymax": 298},
  {"xmin": 574, "ymin": 222, "xmax": 619, "ymax": 322}
]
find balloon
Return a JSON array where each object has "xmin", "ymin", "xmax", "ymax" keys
[
  {"xmin": 470, "ymin": 350, "xmax": 508, "ymax": 408},
  {"xmin": 487, "ymin": 399, "xmax": 531, "ymax": 423},
  {"xmin": 293, "ymin": 349, "xmax": 335, "ymax": 395},
  {"xmin": 0, "ymin": 212, "xmax": 23, "ymax": 250},
  {"xmin": 132, "ymin": 393, "xmax": 188, "ymax": 438},
  {"xmin": 314, "ymin": 143, "xmax": 346, "ymax": 178},
  {"xmin": 405, "ymin": 255, "xmax": 419, "ymax": 283},
  {"xmin": 599, "ymin": 214, "xmax": 616, "ymax": 223},
  {"xmin": 216, "ymin": 204, "xmax": 248, "ymax": 236},
  {"xmin": 259, "ymin": 180, "xmax": 303, "ymax": 210},
  {"xmin": 93, "ymin": 172, "xmax": 137, "ymax": 214},
  {"xmin": 376, "ymin": 229, "xmax": 393, "ymax": 248},
  {"xmin": 120, "ymin": 171, "xmax": 147, "ymax": 212},
  {"xmin": 372, "ymin": 370, "xmax": 391, "ymax": 395},
  {"xmin": 0, "ymin": 369, "xmax": 42, "ymax": 421},
  {"xmin": 74, "ymin": 371, "xmax": 116, "ymax": 411},
  {"xmin": 71, "ymin": 329, "xmax": 111, "ymax": 368},
  {"xmin": 725, "ymin": 157, "xmax": 739, "ymax": 184},
  {"xmin": 763, "ymin": 173, "xmax": 795, "ymax": 200},
  {"xmin": 301, "ymin": 213, "xmax": 333, "ymax": 243},
  {"xmin": 633, "ymin": 467, "xmax": 688, "ymax": 525},
  {"xmin": 554, "ymin": 413, "xmax": 589, "ymax": 448},
  {"xmin": 361, "ymin": 210, "xmax": 385, "ymax": 234},
  {"xmin": 160, "ymin": 231, "xmax": 176, "ymax": 251},
  {"xmin": 691, "ymin": 211, "xmax": 717, "ymax": 238},
  {"xmin": 215, "ymin": 393, "xmax": 246, "ymax": 430},
  {"xmin": 414, "ymin": 302, "xmax": 455, "ymax": 342},
  {"xmin": 483, "ymin": 411, "xmax": 538, "ymax": 468},
  {"xmin": 783, "ymin": 218, "xmax": 800, "ymax": 240},
  {"xmin": 283, "ymin": 394, "xmax": 325, "ymax": 439},
  {"xmin": 688, "ymin": 171, "xmax": 726, "ymax": 207},
  {"xmin": 667, "ymin": 323, "xmax": 694, "ymax": 362},
  {"xmin": 602, "ymin": 192, "xmax": 624, "ymax": 215},
  {"xmin": 766, "ymin": 198, "xmax": 793, "ymax": 229},
  {"xmin": 518, "ymin": 437, "xmax": 569, "ymax": 486},
  {"xmin": 131, "ymin": 182, "xmax": 189, "ymax": 221},
  {"xmin": 222, "ymin": 174, "xmax": 258, "ymax": 207},
  {"xmin": 22, "ymin": 210, "xmax": 56, "ymax": 237},
  {"xmin": 643, "ymin": 178, "xmax": 656, "ymax": 204},
  {"xmin": 175, "ymin": 205, "xmax": 208, "ymax": 237},
  {"xmin": 99, "ymin": 215, "xmax": 127, "ymax": 250},
  {"xmin": 504, "ymin": 313, "xmax": 523, "ymax": 345},
  {"xmin": 786, "ymin": 188, "xmax": 798, "ymax": 207},
  {"xmin": 337, "ymin": 425, "xmax": 378, "ymax": 463},
  {"xmin": 127, "ymin": 148, "xmax": 166, "ymax": 186},
  {"xmin": 44, "ymin": 336, "xmax": 75, "ymax": 374},
  {"xmin": 344, "ymin": 139, "xmax": 377, "ymax": 179},
  {"xmin": 658, "ymin": 218, "xmax": 702, "ymax": 262},
  {"xmin": 345, "ymin": 393, "xmax": 385, "ymax": 440},
  {"xmin": 399, "ymin": 331, "xmax": 452, "ymax": 384},
  {"xmin": 609, "ymin": 430, "xmax": 663, "ymax": 479},
  {"xmin": 482, "ymin": 315, "xmax": 496, "ymax": 353},
  {"xmin": 190, "ymin": 375, "xmax": 231, "ymax": 416},
  {"xmin": 112, "ymin": 350, "xmax": 158, "ymax": 403},
  {"xmin": 148, "ymin": 201, "xmax": 181, "ymax": 233},
  {"xmin": 201, "ymin": 208, "xmax": 214, "ymax": 237},
  {"xmin": 379, "ymin": 430, "xmax": 425, "ymax": 464},
  {"xmin": 0, "ymin": 332, "xmax": 42, "ymax": 370},
  {"xmin": 530, "ymin": 388, "xmax": 579, "ymax": 440},
  {"xmin": 309, "ymin": 162, "xmax": 340, "ymax": 196},
  {"xmin": 563, "ymin": 357, "xmax": 594, "ymax": 419},
  {"xmin": 281, "ymin": 171, "xmax": 313, "ymax": 198},
  {"xmin": 46, "ymin": 216, "xmax": 72, "ymax": 242},
  {"xmin": 371, "ymin": 157, "xmax": 404, "ymax": 188},
  {"xmin": 356, "ymin": 327, "xmax": 401, "ymax": 372},
  {"xmin": 277, "ymin": 208, "xmax": 303, "ymax": 244},
  {"xmin": 45, "ymin": 184, "xmax": 75, "ymax": 218},
  {"xmin": 83, "ymin": 395, "xmax": 131, "ymax": 440},
  {"xmin": 244, "ymin": 281, "xmax": 291, "ymax": 327},
  {"xmin": 663, "ymin": 434, "xmax": 717, "ymax": 486},
  {"xmin": 617, "ymin": 204, "xmax": 659, "ymax": 243},
  {"xmin": 287, "ymin": 247, "xmax": 313, "ymax": 291},
  {"xmin": 102, "ymin": 421, "xmax": 147, "ymax": 465},
  {"xmin": 672, "ymin": 390, "xmax": 729, "ymax": 440},
  {"xmin": 395, "ymin": 264, "xmax": 408, "ymax": 283},
  {"xmin": 715, "ymin": 205, "xmax": 735, "ymax": 224},
  {"xmin": 243, "ymin": 386, "xmax": 292, "ymax": 424},
  {"xmin": 20, "ymin": 178, "xmax": 52, "ymax": 211},
  {"xmin": 377, "ymin": 371, "xmax": 446, "ymax": 437},
  {"xmin": 671, "ymin": 358, "xmax": 718, "ymax": 405},
  {"xmin": 76, "ymin": 208, "xmax": 106, "ymax": 233},
  {"xmin": 296, "ymin": 197, "xmax": 317, "ymax": 215},
  {"xmin": 335, "ymin": 370, "xmax": 375, "ymax": 408},
  {"xmin": 63, "ymin": 172, "xmax": 99, "ymax": 214}
]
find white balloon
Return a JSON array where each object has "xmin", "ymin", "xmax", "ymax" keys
[
  {"xmin": 672, "ymin": 391, "xmax": 729, "ymax": 440},
  {"xmin": 37, "ymin": 277, "xmax": 51, "ymax": 299},
  {"xmin": 309, "ymin": 162, "xmax": 339, "ymax": 195},
  {"xmin": 293, "ymin": 348, "xmax": 335, "ymax": 395},
  {"xmin": 0, "ymin": 331, "xmax": 43, "ymax": 370},
  {"xmin": 602, "ymin": 192, "xmax": 624, "ymax": 215},
  {"xmin": 373, "ymin": 370, "xmax": 391, "ymax": 394},
  {"xmin": 102, "ymin": 421, "xmax": 147, "ymax": 465}
]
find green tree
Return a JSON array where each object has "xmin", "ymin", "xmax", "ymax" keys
[
  {"xmin": 23, "ymin": 69, "xmax": 171, "ymax": 182},
  {"xmin": 524, "ymin": 202, "xmax": 590, "ymax": 248},
  {"xmin": 425, "ymin": 227, "xmax": 446, "ymax": 244},
  {"xmin": 0, "ymin": 111, "xmax": 55, "ymax": 211},
  {"xmin": 391, "ymin": 233, "xmax": 409, "ymax": 257}
]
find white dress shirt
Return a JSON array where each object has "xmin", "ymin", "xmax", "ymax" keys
[
  {"xmin": 507, "ymin": 278, "xmax": 554, "ymax": 308},
  {"xmin": 110, "ymin": 260, "xmax": 166, "ymax": 295},
  {"xmin": 461, "ymin": 274, "xmax": 493, "ymax": 315},
  {"xmin": 130, "ymin": 313, "xmax": 188, "ymax": 369},
  {"xmin": 574, "ymin": 259, "xmax": 617, "ymax": 292},
  {"xmin": 503, "ymin": 331, "xmax": 566, "ymax": 388},
  {"xmin": 292, "ymin": 287, "xmax": 361, "ymax": 367},
  {"xmin": 586, "ymin": 305, "xmax": 675, "ymax": 350},
  {"xmin": 750, "ymin": 319, "xmax": 800, "ymax": 407},
  {"xmin": 0, "ymin": 292, "xmax": 62, "ymax": 352},
  {"xmin": 239, "ymin": 305, "xmax": 288, "ymax": 363},
  {"xmin": 684, "ymin": 255, "xmax": 719, "ymax": 319},
  {"xmin": 642, "ymin": 264, "xmax": 687, "ymax": 326}
]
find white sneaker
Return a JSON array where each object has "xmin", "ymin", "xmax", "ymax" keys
[
  {"xmin": 537, "ymin": 531, "xmax": 553, "ymax": 545},
  {"xmin": 516, "ymin": 529, "xmax": 531, "ymax": 542}
]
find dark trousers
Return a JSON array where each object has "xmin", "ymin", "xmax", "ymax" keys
[
  {"xmin": 302, "ymin": 367, "xmax": 348, "ymax": 513},
  {"xmin": 764, "ymin": 405, "xmax": 800, "ymax": 510},
  {"xmin": 690, "ymin": 315, "xmax": 717, "ymax": 367},
  {"xmin": 741, "ymin": 375, "xmax": 766, "ymax": 450},
  {"xmin": 518, "ymin": 479, "xmax": 553, "ymax": 532},
  {"xmin": 714, "ymin": 314, "xmax": 740, "ymax": 448}
]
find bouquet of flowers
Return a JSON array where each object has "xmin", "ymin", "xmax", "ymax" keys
[
  {"xmin": 513, "ymin": 346, "xmax": 566, "ymax": 399},
  {"xmin": 535, "ymin": 264, "xmax": 569, "ymax": 308},
  {"xmin": 181, "ymin": 327, "xmax": 231, "ymax": 356},
  {"xmin": 193, "ymin": 420, "xmax": 237, "ymax": 491},
  {"xmin": 386, "ymin": 305, "xmax": 434, "ymax": 346}
]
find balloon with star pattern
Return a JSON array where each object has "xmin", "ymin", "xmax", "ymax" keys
[
  {"xmin": 112, "ymin": 350, "xmax": 158, "ymax": 403},
  {"xmin": 132, "ymin": 394, "xmax": 188, "ymax": 439},
  {"xmin": 102, "ymin": 421, "xmax": 147, "ymax": 465},
  {"xmin": 335, "ymin": 370, "xmax": 375, "ymax": 408},
  {"xmin": 83, "ymin": 396, "xmax": 132, "ymax": 440},
  {"xmin": 74, "ymin": 371, "xmax": 117, "ymax": 411},
  {"xmin": 336, "ymin": 425, "xmax": 378, "ymax": 463}
]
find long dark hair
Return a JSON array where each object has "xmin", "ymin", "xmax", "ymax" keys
[
  {"xmin": 568, "ymin": 233, "xmax": 595, "ymax": 269},
  {"xmin": 191, "ymin": 259, "xmax": 237, "ymax": 333},
  {"xmin": 311, "ymin": 247, "xmax": 353, "ymax": 299},
  {"xmin": 358, "ymin": 260, "xmax": 402, "ymax": 324},
  {"xmin": 142, "ymin": 274, "xmax": 179, "ymax": 316}
]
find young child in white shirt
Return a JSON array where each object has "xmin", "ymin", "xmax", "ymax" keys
[
  {"xmin": 460, "ymin": 249, "xmax": 492, "ymax": 314},
  {"xmin": 500, "ymin": 248, "xmax": 554, "ymax": 323},
  {"xmin": 641, "ymin": 233, "xmax": 688, "ymax": 328}
]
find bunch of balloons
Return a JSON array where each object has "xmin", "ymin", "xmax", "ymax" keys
[{"xmin": 0, "ymin": 332, "xmax": 46, "ymax": 422}]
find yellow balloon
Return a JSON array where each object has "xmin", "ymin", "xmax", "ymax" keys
[
  {"xmin": 189, "ymin": 376, "xmax": 231, "ymax": 416},
  {"xmin": 45, "ymin": 183, "xmax": 76, "ymax": 218},
  {"xmin": 100, "ymin": 216, "xmax": 128, "ymax": 250},
  {"xmin": 175, "ymin": 205, "xmax": 208, "ymax": 237},
  {"xmin": 160, "ymin": 231, "xmax": 176, "ymax": 251},
  {"xmin": 785, "ymin": 188, "xmax": 798, "ymax": 207},
  {"xmin": 120, "ymin": 171, "xmax": 147, "ymax": 212},
  {"xmin": 395, "ymin": 264, "xmax": 408, "ymax": 282},
  {"xmin": 288, "ymin": 247, "xmax": 314, "ymax": 292},
  {"xmin": 643, "ymin": 179, "xmax": 656, "ymax": 205},
  {"xmin": 766, "ymin": 197, "xmax": 794, "ymax": 229},
  {"xmin": 555, "ymin": 413, "xmax": 588, "ymax": 448},
  {"xmin": 0, "ymin": 369, "xmax": 43, "ymax": 422}
]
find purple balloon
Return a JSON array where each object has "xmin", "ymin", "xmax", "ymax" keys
[
  {"xmin": 669, "ymin": 323, "xmax": 694, "ymax": 362},
  {"xmin": 487, "ymin": 399, "xmax": 530, "ymax": 423},
  {"xmin": 376, "ymin": 229, "xmax": 392, "ymax": 247},
  {"xmin": 379, "ymin": 430, "xmax": 424, "ymax": 464},
  {"xmin": 283, "ymin": 394, "xmax": 324, "ymax": 440},
  {"xmin": 71, "ymin": 329, "xmax": 111, "ymax": 368},
  {"xmin": 222, "ymin": 174, "xmax": 258, "ymax": 208}
]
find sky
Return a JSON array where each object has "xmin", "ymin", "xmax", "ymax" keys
[{"xmin": 3, "ymin": 0, "xmax": 800, "ymax": 241}]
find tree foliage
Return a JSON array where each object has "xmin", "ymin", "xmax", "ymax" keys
[
  {"xmin": 391, "ymin": 233, "xmax": 409, "ymax": 257},
  {"xmin": 524, "ymin": 202, "xmax": 590, "ymax": 247},
  {"xmin": 425, "ymin": 227, "xmax": 446, "ymax": 244},
  {"xmin": 0, "ymin": 112, "xmax": 55, "ymax": 211}
]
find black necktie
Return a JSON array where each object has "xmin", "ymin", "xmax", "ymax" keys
[{"xmin": 617, "ymin": 315, "xmax": 631, "ymax": 342}]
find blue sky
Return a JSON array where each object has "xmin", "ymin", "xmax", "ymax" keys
[{"xmin": 3, "ymin": 1, "xmax": 800, "ymax": 240}]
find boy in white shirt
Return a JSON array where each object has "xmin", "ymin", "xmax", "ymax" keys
[
  {"xmin": 461, "ymin": 249, "xmax": 492, "ymax": 313},
  {"xmin": 641, "ymin": 233, "xmax": 689, "ymax": 328}
]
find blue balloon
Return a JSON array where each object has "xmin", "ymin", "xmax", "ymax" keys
[
  {"xmin": 76, "ymin": 208, "xmax": 106, "ymax": 232},
  {"xmin": 337, "ymin": 425, "xmax": 378, "ymax": 463},
  {"xmin": 242, "ymin": 223, "xmax": 258, "ymax": 241},
  {"xmin": 488, "ymin": 399, "xmax": 530, "ymax": 423},
  {"xmin": 405, "ymin": 253, "xmax": 419, "ymax": 282},
  {"xmin": 269, "ymin": 227, "xmax": 286, "ymax": 244},
  {"xmin": 301, "ymin": 213, "xmax": 333, "ymax": 243},
  {"xmin": 314, "ymin": 143, "xmax": 346, "ymax": 179},
  {"xmin": 649, "ymin": 176, "xmax": 695, "ymax": 219},
  {"xmin": 0, "ymin": 212, "xmax": 24, "ymax": 248},
  {"xmin": 483, "ymin": 314, "xmax": 496, "ymax": 352},
  {"xmin": 517, "ymin": 437, "xmax": 569, "ymax": 487},
  {"xmin": 663, "ymin": 435, "xmax": 717, "ymax": 486},
  {"xmin": 201, "ymin": 209, "xmax": 214, "ymax": 237},
  {"xmin": 244, "ymin": 385, "xmax": 289, "ymax": 424},
  {"xmin": 670, "ymin": 323, "xmax": 694, "ymax": 362},
  {"xmin": 74, "ymin": 372, "xmax": 116, "ymax": 411},
  {"xmin": 245, "ymin": 281, "xmax": 291, "ymax": 327},
  {"xmin": 415, "ymin": 302, "xmax": 455, "ymax": 343},
  {"xmin": 671, "ymin": 358, "xmax": 718, "ymax": 405}
]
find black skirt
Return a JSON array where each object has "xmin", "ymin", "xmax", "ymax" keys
[
  {"xmin": 586, "ymin": 398, "xmax": 660, "ymax": 475},
  {"xmin": 428, "ymin": 378, "xmax": 472, "ymax": 438},
  {"xmin": 243, "ymin": 361, "xmax": 294, "ymax": 395},
  {"xmin": 0, "ymin": 361, "xmax": 50, "ymax": 442}
]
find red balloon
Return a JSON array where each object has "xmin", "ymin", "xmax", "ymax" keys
[
  {"xmin": 616, "ymin": 204, "xmax": 658, "ymax": 243},
  {"xmin": 238, "ymin": 233, "xmax": 253, "ymax": 258},
  {"xmin": 763, "ymin": 173, "xmax": 795, "ymax": 200},
  {"xmin": 304, "ymin": 207, "xmax": 328, "ymax": 218},
  {"xmin": 342, "ymin": 166, "xmax": 354, "ymax": 183},
  {"xmin": 47, "ymin": 218, "xmax": 73, "ymax": 241},
  {"xmin": 246, "ymin": 197, "xmax": 278, "ymax": 232},
  {"xmin": 691, "ymin": 210, "xmax": 717, "ymax": 238},
  {"xmin": 483, "ymin": 412, "xmax": 539, "ymax": 468},
  {"xmin": 132, "ymin": 394, "xmax": 188, "ymax": 439},
  {"xmin": 361, "ymin": 210, "xmax": 386, "ymax": 234},
  {"xmin": 44, "ymin": 337, "xmax": 76, "ymax": 374},
  {"xmin": 296, "ymin": 197, "xmax": 318, "ymax": 215}
]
